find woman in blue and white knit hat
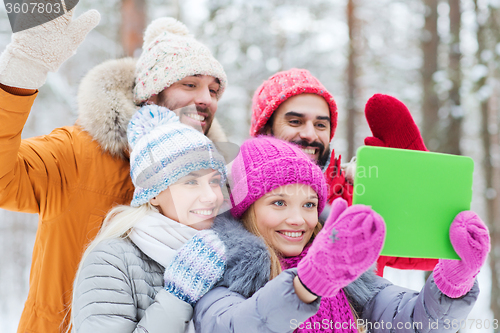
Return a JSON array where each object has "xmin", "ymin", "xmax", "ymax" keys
[{"xmin": 69, "ymin": 104, "xmax": 228, "ymax": 333}]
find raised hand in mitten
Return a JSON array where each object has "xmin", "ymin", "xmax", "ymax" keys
[
  {"xmin": 297, "ymin": 198, "xmax": 386, "ymax": 297},
  {"xmin": 324, "ymin": 151, "xmax": 353, "ymax": 205},
  {"xmin": 364, "ymin": 94, "xmax": 428, "ymax": 151},
  {"xmin": 164, "ymin": 230, "xmax": 226, "ymax": 306},
  {"xmin": 433, "ymin": 211, "xmax": 490, "ymax": 298},
  {"xmin": 0, "ymin": 8, "xmax": 100, "ymax": 89}
]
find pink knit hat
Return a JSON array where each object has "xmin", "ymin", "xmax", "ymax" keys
[
  {"xmin": 230, "ymin": 136, "xmax": 327, "ymax": 219},
  {"xmin": 250, "ymin": 69, "xmax": 338, "ymax": 140}
]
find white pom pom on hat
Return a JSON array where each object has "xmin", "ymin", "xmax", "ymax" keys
[{"xmin": 142, "ymin": 17, "xmax": 190, "ymax": 49}]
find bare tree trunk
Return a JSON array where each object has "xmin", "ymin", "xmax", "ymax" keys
[
  {"xmin": 421, "ymin": 0, "xmax": 440, "ymax": 150},
  {"xmin": 121, "ymin": 0, "xmax": 146, "ymax": 57},
  {"xmin": 474, "ymin": 0, "xmax": 500, "ymax": 321},
  {"xmin": 443, "ymin": 0, "xmax": 462, "ymax": 155},
  {"xmin": 485, "ymin": 80, "xmax": 500, "ymax": 323},
  {"xmin": 172, "ymin": 0, "xmax": 181, "ymax": 21},
  {"xmin": 346, "ymin": 0, "xmax": 359, "ymax": 161}
]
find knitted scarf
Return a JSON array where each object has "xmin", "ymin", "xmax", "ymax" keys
[
  {"xmin": 128, "ymin": 212, "xmax": 198, "ymax": 268},
  {"xmin": 280, "ymin": 244, "xmax": 358, "ymax": 333},
  {"xmin": 128, "ymin": 212, "xmax": 198, "ymax": 333}
]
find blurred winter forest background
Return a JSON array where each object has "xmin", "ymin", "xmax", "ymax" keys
[{"xmin": 0, "ymin": 0, "xmax": 499, "ymax": 332}]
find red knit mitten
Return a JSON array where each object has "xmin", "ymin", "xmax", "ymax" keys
[
  {"xmin": 364, "ymin": 94, "xmax": 427, "ymax": 151},
  {"xmin": 364, "ymin": 94, "xmax": 440, "ymax": 276}
]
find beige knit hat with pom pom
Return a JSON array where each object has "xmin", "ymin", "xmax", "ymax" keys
[{"xmin": 133, "ymin": 17, "xmax": 227, "ymax": 104}]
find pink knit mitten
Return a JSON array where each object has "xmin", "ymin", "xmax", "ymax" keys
[
  {"xmin": 433, "ymin": 211, "xmax": 490, "ymax": 298},
  {"xmin": 297, "ymin": 198, "xmax": 386, "ymax": 297}
]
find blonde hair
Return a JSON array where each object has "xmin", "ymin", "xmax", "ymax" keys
[
  {"xmin": 241, "ymin": 204, "xmax": 365, "ymax": 333},
  {"xmin": 241, "ymin": 206, "xmax": 283, "ymax": 279},
  {"xmin": 65, "ymin": 203, "xmax": 158, "ymax": 332}
]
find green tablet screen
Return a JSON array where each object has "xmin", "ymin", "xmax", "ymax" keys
[{"xmin": 352, "ymin": 146, "xmax": 474, "ymax": 260}]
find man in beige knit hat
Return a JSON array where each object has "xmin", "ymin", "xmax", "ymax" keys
[
  {"xmin": 133, "ymin": 17, "xmax": 227, "ymax": 135},
  {"xmin": 0, "ymin": 7, "xmax": 227, "ymax": 332}
]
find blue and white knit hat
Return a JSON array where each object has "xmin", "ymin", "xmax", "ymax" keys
[{"xmin": 128, "ymin": 104, "xmax": 227, "ymax": 207}]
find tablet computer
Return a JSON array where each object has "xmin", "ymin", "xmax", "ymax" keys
[{"xmin": 352, "ymin": 146, "xmax": 474, "ymax": 260}]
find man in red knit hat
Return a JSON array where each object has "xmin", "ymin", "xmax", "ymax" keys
[{"xmin": 250, "ymin": 68, "xmax": 438, "ymax": 275}]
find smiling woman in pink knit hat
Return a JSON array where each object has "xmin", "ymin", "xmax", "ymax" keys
[{"xmin": 190, "ymin": 136, "xmax": 489, "ymax": 333}]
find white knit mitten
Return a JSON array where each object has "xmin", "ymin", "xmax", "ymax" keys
[{"xmin": 0, "ymin": 8, "xmax": 100, "ymax": 89}]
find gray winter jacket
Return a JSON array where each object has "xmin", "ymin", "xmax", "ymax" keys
[
  {"xmin": 195, "ymin": 213, "xmax": 480, "ymax": 333},
  {"xmin": 72, "ymin": 238, "xmax": 192, "ymax": 333}
]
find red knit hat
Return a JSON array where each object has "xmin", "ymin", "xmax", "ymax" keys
[{"xmin": 250, "ymin": 68, "xmax": 338, "ymax": 140}]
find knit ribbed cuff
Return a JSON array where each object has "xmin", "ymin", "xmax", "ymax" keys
[
  {"xmin": 297, "ymin": 275, "xmax": 319, "ymax": 297},
  {"xmin": 0, "ymin": 48, "xmax": 49, "ymax": 89},
  {"xmin": 433, "ymin": 262, "xmax": 475, "ymax": 298},
  {"xmin": 164, "ymin": 284, "xmax": 195, "ymax": 307},
  {"xmin": 297, "ymin": 255, "xmax": 340, "ymax": 298}
]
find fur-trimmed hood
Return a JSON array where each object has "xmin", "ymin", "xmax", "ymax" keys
[
  {"xmin": 211, "ymin": 212, "xmax": 271, "ymax": 298},
  {"xmin": 210, "ymin": 211, "xmax": 382, "ymax": 304},
  {"xmin": 77, "ymin": 57, "xmax": 227, "ymax": 158}
]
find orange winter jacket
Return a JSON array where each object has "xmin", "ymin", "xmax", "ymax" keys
[
  {"xmin": 0, "ymin": 58, "xmax": 228, "ymax": 333},
  {"xmin": 0, "ymin": 69, "xmax": 138, "ymax": 333}
]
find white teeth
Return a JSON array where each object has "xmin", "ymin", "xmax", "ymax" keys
[
  {"xmin": 281, "ymin": 231, "xmax": 302, "ymax": 238},
  {"xmin": 301, "ymin": 148, "xmax": 316, "ymax": 155},
  {"xmin": 186, "ymin": 113, "xmax": 205, "ymax": 121},
  {"xmin": 191, "ymin": 209, "xmax": 213, "ymax": 216}
]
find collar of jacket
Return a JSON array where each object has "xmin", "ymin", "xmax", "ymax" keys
[
  {"xmin": 211, "ymin": 211, "xmax": 271, "ymax": 298},
  {"xmin": 76, "ymin": 57, "xmax": 227, "ymax": 159},
  {"xmin": 211, "ymin": 211, "xmax": 382, "ymax": 307}
]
